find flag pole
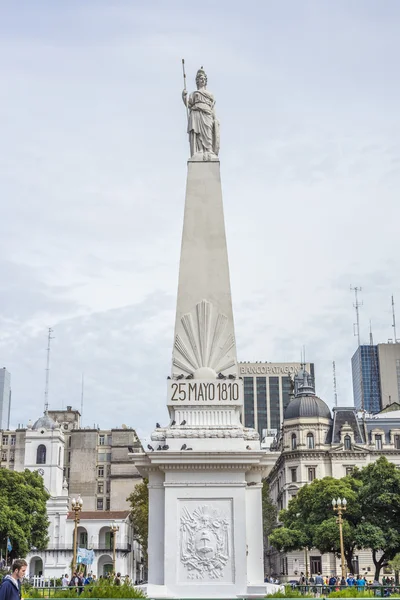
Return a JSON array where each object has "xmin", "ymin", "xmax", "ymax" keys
[{"xmin": 182, "ymin": 59, "xmax": 189, "ymax": 120}]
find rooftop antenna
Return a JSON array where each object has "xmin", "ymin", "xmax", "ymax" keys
[
  {"xmin": 44, "ymin": 327, "xmax": 54, "ymax": 413},
  {"xmin": 350, "ymin": 285, "xmax": 363, "ymax": 346},
  {"xmin": 80, "ymin": 373, "xmax": 84, "ymax": 428},
  {"xmin": 392, "ymin": 295, "xmax": 398, "ymax": 343},
  {"xmin": 333, "ymin": 361, "xmax": 338, "ymax": 407}
]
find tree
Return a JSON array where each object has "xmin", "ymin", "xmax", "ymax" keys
[
  {"xmin": 262, "ymin": 479, "xmax": 278, "ymax": 575},
  {"xmin": 0, "ymin": 469, "xmax": 50, "ymax": 559},
  {"xmin": 353, "ymin": 457, "xmax": 400, "ymax": 580},
  {"xmin": 127, "ymin": 479, "xmax": 149, "ymax": 565},
  {"xmin": 269, "ymin": 475, "xmax": 362, "ymax": 573}
]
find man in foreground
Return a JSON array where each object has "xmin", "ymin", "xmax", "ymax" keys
[{"xmin": 0, "ymin": 559, "xmax": 27, "ymax": 600}]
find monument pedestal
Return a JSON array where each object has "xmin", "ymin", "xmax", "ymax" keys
[{"xmin": 135, "ymin": 443, "xmax": 277, "ymax": 598}]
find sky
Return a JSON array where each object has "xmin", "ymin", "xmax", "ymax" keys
[{"xmin": 1, "ymin": 0, "xmax": 400, "ymax": 439}]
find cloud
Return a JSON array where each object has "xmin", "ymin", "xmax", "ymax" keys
[{"xmin": 0, "ymin": 1, "xmax": 400, "ymax": 435}]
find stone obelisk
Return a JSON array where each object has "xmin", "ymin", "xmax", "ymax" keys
[{"xmin": 134, "ymin": 67, "xmax": 278, "ymax": 598}]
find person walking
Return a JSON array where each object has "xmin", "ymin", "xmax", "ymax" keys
[
  {"xmin": 114, "ymin": 572, "xmax": 121, "ymax": 586},
  {"xmin": 315, "ymin": 573, "xmax": 324, "ymax": 597},
  {"xmin": 61, "ymin": 574, "xmax": 69, "ymax": 588},
  {"xmin": 0, "ymin": 559, "xmax": 27, "ymax": 600}
]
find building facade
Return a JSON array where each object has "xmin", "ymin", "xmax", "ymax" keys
[
  {"xmin": 267, "ymin": 370, "xmax": 400, "ymax": 580},
  {"xmin": 0, "ymin": 367, "xmax": 11, "ymax": 430},
  {"xmin": 352, "ymin": 345, "xmax": 381, "ymax": 413},
  {"xmin": 352, "ymin": 342, "xmax": 400, "ymax": 413},
  {"xmin": 239, "ymin": 362, "xmax": 315, "ymax": 439},
  {"xmin": 0, "ymin": 407, "xmax": 144, "ymax": 579},
  {"xmin": 377, "ymin": 342, "xmax": 400, "ymax": 409}
]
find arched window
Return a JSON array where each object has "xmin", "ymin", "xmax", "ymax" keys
[
  {"xmin": 36, "ymin": 444, "xmax": 46, "ymax": 464},
  {"xmin": 344, "ymin": 435, "xmax": 351, "ymax": 450},
  {"xmin": 307, "ymin": 432, "xmax": 315, "ymax": 449},
  {"xmin": 291, "ymin": 433, "xmax": 297, "ymax": 450}
]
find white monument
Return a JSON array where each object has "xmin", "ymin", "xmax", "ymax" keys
[{"xmin": 135, "ymin": 67, "xmax": 278, "ymax": 598}]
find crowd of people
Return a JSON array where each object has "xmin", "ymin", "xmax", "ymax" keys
[
  {"xmin": 62, "ymin": 571, "xmax": 131, "ymax": 592},
  {"xmin": 296, "ymin": 572, "xmax": 397, "ymax": 596}
]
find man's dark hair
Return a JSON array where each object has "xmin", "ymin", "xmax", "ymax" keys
[{"xmin": 12, "ymin": 559, "xmax": 27, "ymax": 572}]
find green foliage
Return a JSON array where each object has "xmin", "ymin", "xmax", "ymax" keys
[
  {"xmin": 389, "ymin": 552, "xmax": 400, "ymax": 581},
  {"xmin": 263, "ymin": 479, "xmax": 278, "ymax": 536},
  {"xmin": 327, "ymin": 589, "xmax": 374, "ymax": 597},
  {"xmin": 24, "ymin": 580, "xmax": 146, "ymax": 599},
  {"xmin": 269, "ymin": 476, "xmax": 361, "ymax": 571},
  {"xmin": 127, "ymin": 479, "xmax": 148, "ymax": 563},
  {"xmin": 353, "ymin": 457, "xmax": 400, "ymax": 579},
  {"xmin": 0, "ymin": 469, "xmax": 50, "ymax": 558}
]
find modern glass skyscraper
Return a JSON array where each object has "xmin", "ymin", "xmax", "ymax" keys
[
  {"xmin": 351, "ymin": 346, "xmax": 381, "ymax": 413},
  {"xmin": 239, "ymin": 362, "xmax": 315, "ymax": 439},
  {"xmin": 0, "ymin": 368, "xmax": 11, "ymax": 430}
]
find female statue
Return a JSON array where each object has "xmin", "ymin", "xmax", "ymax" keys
[{"xmin": 182, "ymin": 67, "xmax": 220, "ymax": 160}]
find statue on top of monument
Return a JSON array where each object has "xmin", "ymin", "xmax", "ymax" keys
[{"xmin": 182, "ymin": 64, "xmax": 220, "ymax": 161}]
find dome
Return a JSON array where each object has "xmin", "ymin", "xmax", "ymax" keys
[
  {"xmin": 284, "ymin": 395, "xmax": 331, "ymax": 420},
  {"xmin": 32, "ymin": 412, "xmax": 57, "ymax": 431}
]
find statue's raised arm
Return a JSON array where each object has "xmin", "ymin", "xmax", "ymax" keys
[{"xmin": 183, "ymin": 67, "xmax": 220, "ymax": 161}]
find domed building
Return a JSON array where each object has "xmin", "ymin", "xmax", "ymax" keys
[{"xmin": 265, "ymin": 366, "xmax": 399, "ymax": 580}]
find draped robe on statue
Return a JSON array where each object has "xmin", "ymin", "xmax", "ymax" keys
[{"xmin": 187, "ymin": 89, "xmax": 220, "ymax": 157}]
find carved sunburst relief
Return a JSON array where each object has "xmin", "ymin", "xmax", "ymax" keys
[{"xmin": 173, "ymin": 300, "xmax": 235, "ymax": 375}]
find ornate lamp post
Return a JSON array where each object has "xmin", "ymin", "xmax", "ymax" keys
[
  {"xmin": 71, "ymin": 495, "xmax": 83, "ymax": 574},
  {"xmin": 110, "ymin": 521, "xmax": 119, "ymax": 574},
  {"xmin": 332, "ymin": 497, "xmax": 347, "ymax": 580}
]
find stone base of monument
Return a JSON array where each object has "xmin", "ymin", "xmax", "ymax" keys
[
  {"xmin": 135, "ymin": 423, "xmax": 279, "ymax": 599},
  {"xmin": 139, "ymin": 582, "xmax": 283, "ymax": 598}
]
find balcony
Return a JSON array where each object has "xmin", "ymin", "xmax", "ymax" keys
[{"xmin": 44, "ymin": 542, "xmax": 132, "ymax": 552}]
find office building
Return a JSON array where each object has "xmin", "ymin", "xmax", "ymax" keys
[
  {"xmin": 0, "ymin": 367, "xmax": 11, "ymax": 429},
  {"xmin": 351, "ymin": 345, "xmax": 381, "ymax": 413},
  {"xmin": 239, "ymin": 362, "xmax": 315, "ymax": 438},
  {"xmin": 351, "ymin": 342, "xmax": 400, "ymax": 413},
  {"xmin": 377, "ymin": 342, "xmax": 400, "ymax": 408}
]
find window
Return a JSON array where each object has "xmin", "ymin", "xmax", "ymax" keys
[
  {"xmin": 106, "ymin": 498, "xmax": 110, "ymax": 511},
  {"xmin": 107, "ymin": 465, "xmax": 111, "ymax": 476},
  {"xmin": 36, "ymin": 444, "xmax": 46, "ymax": 464},
  {"xmin": 98, "ymin": 466, "xmax": 104, "ymax": 477},
  {"xmin": 106, "ymin": 480, "xmax": 111, "ymax": 493},
  {"xmin": 58, "ymin": 447, "xmax": 62, "ymax": 466},
  {"xmin": 107, "ymin": 435, "xmax": 112, "ymax": 446},
  {"xmin": 98, "ymin": 482, "xmax": 104, "ymax": 494},
  {"xmin": 9, "ymin": 452, "xmax": 14, "ymax": 462},
  {"xmin": 290, "ymin": 468, "xmax": 297, "ymax": 483},
  {"xmin": 64, "ymin": 424, "xmax": 69, "ymax": 430},
  {"xmin": 68, "ymin": 452, "xmax": 71, "ymax": 463},
  {"xmin": 10, "ymin": 436, "xmax": 16, "ymax": 446},
  {"xmin": 394, "ymin": 435, "xmax": 400, "ymax": 450},
  {"xmin": 308, "ymin": 467, "xmax": 316, "ymax": 482},
  {"xmin": 98, "ymin": 452, "xmax": 105, "ymax": 462},
  {"xmin": 99, "ymin": 435, "xmax": 105, "ymax": 446},
  {"xmin": 291, "ymin": 434, "xmax": 297, "ymax": 450},
  {"xmin": 344, "ymin": 435, "xmax": 351, "ymax": 450},
  {"xmin": 375, "ymin": 434, "xmax": 383, "ymax": 450},
  {"xmin": 1, "ymin": 451, "xmax": 7, "ymax": 461},
  {"xmin": 79, "ymin": 532, "xmax": 88, "ymax": 548},
  {"xmin": 106, "ymin": 453, "xmax": 111, "ymax": 462},
  {"xmin": 244, "ymin": 378, "xmax": 255, "ymax": 428},
  {"xmin": 97, "ymin": 498, "xmax": 104, "ymax": 510},
  {"xmin": 2, "ymin": 436, "xmax": 8, "ymax": 446},
  {"xmin": 68, "ymin": 437, "xmax": 72, "ymax": 447},
  {"xmin": 346, "ymin": 466, "xmax": 354, "ymax": 476},
  {"xmin": 307, "ymin": 433, "xmax": 315, "ymax": 449},
  {"xmin": 256, "ymin": 377, "xmax": 268, "ymax": 439}
]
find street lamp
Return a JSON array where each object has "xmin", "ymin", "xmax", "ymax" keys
[
  {"xmin": 110, "ymin": 521, "xmax": 119, "ymax": 575},
  {"xmin": 71, "ymin": 495, "xmax": 83, "ymax": 574},
  {"xmin": 332, "ymin": 497, "xmax": 347, "ymax": 580}
]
